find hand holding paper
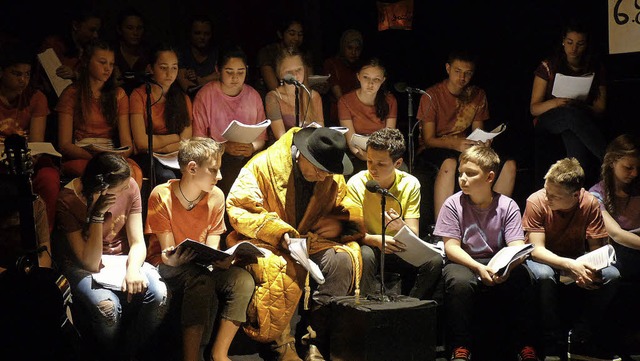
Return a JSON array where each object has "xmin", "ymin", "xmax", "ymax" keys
[{"xmin": 287, "ymin": 236, "xmax": 325, "ymax": 284}]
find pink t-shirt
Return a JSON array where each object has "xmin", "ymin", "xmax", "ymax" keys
[
  {"xmin": 56, "ymin": 177, "xmax": 142, "ymax": 256},
  {"xmin": 337, "ymin": 90, "xmax": 397, "ymax": 135},
  {"xmin": 192, "ymin": 81, "xmax": 266, "ymax": 142},
  {"xmin": 522, "ymin": 188, "xmax": 608, "ymax": 258},
  {"xmin": 0, "ymin": 90, "xmax": 49, "ymax": 139},
  {"xmin": 56, "ymin": 85, "xmax": 129, "ymax": 141},
  {"xmin": 129, "ymin": 85, "xmax": 193, "ymax": 135},
  {"xmin": 434, "ymin": 191, "xmax": 524, "ymax": 259},
  {"xmin": 589, "ymin": 181, "xmax": 640, "ymax": 231},
  {"xmin": 265, "ymin": 88, "xmax": 324, "ymax": 129}
]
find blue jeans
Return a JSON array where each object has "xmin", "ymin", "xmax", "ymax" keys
[
  {"xmin": 67, "ymin": 263, "xmax": 168, "ymax": 360},
  {"xmin": 525, "ymin": 260, "xmax": 620, "ymax": 346},
  {"xmin": 536, "ymin": 106, "xmax": 606, "ymax": 166}
]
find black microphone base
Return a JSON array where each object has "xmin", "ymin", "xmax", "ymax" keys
[{"xmin": 366, "ymin": 292, "xmax": 395, "ymax": 302}]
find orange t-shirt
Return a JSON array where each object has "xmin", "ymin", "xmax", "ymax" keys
[
  {"xmin": 337, "ymin": 90, "xmax": 397, "ymax": 135},
  {"xmin": 0, "ymin": 90, "xmax": 49, "ymax": 139},
  {"xmin": 56, "ymin": 85, "xmax": 129, "ymax": 141},
  {"xmin": 145, "ymin": 179, "xmax": 226, "ymax": 266},
  {"xmin": 129, "ymin": 85, "xmax": 193, "ymax": 135}
]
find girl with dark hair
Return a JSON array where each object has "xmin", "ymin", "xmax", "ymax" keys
[
  {"xmin": 257, "ymin": 17, "xmax": 312, "ymax": 92},
  {"xmin": 56, "ymin": 39, "xmax": 142, "ymax": 186},
  {"xmin": 0, "ymin": 46, "xmax": 60, "ymax": 231},
  {"xmin": 338, "ymin": 58, "xmax": 397, "ymax": 172},
  {"xmin": 589, "ymin": 134, "xmax": 640, "ymax": 281},
  {"xmin": 177, "ymin": 15, "xmax": 220, "ymax": 95},
  {"xmin": 55, "ymin": 152, "xmax": 167, "ymax": 361},
  {"xmin": 530, "ymin": 22, "xmax": 607, "ymax": 182},
  {"xmin": 323, "ymin": 29, "xmax": 363, "ymax": 126},
  {"xmin": 113, "ymin": 7, "xmax": 149, "ymax": 94},
  {"xmin": 192, "ymin": 45, "xmax": 266, "ymax": 195},
  {"xmin": 130, "ymin": 43, "xmax": 192, "ymax": 184},
  {"xmin": 266, "ymin": 47, "xmax": 323, "ymax": 141}
]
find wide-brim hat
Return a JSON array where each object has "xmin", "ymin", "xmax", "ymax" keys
[{"xmin": 293, "ymin": 127, "xmax": 353, "ymax": 175}]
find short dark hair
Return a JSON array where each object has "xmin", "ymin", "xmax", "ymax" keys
[
  {"xmin": 366, "ymin": 128, "xmax": 405, "ymax": 161},
  {"xmin": 447, "ymin": 49, "xmax": 477, "ymax": 66},
  {"xmin": 218, "ymin": 45, "xmax": 248, "ymax": 69}
]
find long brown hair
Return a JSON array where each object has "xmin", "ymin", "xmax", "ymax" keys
[
  {"xmin": 76, "ymin": 40, "xmax": 118, "ymax": 131},
  {"xmin": 601, "ymin": 134, "xmax": 640, "ymax": 216},
  {"xmin": 149, "ymin": 43, "xmax": 190, "ymax": 135}
]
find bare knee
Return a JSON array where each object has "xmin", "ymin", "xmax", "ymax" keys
[{"xmin": 97, "ymin": 299, "xmax": 118, "ymax": 325}]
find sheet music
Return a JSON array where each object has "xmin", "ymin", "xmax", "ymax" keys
[
  {"xmin": 221, "ymin": 119, "xmax": 271, "ymax": 143},
  {"xmin": 154, "ymin": 151, "xmax": 179, "ymax": 170},
  {"xmin": 37, "ymin": 48, "xmax": 73, "ymax": 97}
]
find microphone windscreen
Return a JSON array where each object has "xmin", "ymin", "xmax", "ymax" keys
[
  {"xmin": 283, "ymin": 74, "xmax": 296, "ymax": 83},
  {"xmin": 394, "ymin": 82, "xmax": 408, "ymax": 93},
  {"xmin": 365, "ymin": 179, "xmax": 380, "ymax": 193}
]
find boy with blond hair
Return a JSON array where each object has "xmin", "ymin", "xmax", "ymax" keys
[
  {"xmin": 523, "ymin": 158, "xmax": 620, "ymax": 360},
  {"xmin": 434, "ymin": 145, "xmax": 539, "ymax": 361}
]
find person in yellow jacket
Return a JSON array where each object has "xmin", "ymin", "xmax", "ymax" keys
[{"xmin": 226, "ymin": 127, "xmax": 364, "ymax": 361}]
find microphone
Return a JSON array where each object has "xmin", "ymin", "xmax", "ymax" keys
[
  {"xmin": 282, "ymin": 73, "xmax": 303, "ymax": 87},
  {"xmin": 366, "ymin": 180, "xmax": 391, "ymax": 196},
  {"xmin": 394, "ymin": 82, "xmax": 427, "ymax": 95},
  {"xmin": 119, "ymin": 71, "xmax": 160, "ymax": 86}
]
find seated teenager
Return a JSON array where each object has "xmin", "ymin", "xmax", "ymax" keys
[
  {"xmin": 523, "ymin": 158, "xmax": 620, "ymax": 360},
  {"xmin": 177, "ymin": 15, "xmax": 220, "ymax": 95},
  {"xmin": 265, "ymin": 47, "xmax": 323, "ymax": 141},
  {"xmin": 55, "ymin": 152, "xmax": 167, "ymax": 361},
  {"xmin": 56, "ymin": 39, "xmax": 142, "ymax": 187},
  {"xmin": 434, "ymin": 145, "xmax": 539, "ymax": 361},
  {"xmin": 112, "ymin": 7, "xmax": 149, "ymax": 95},
  {"xmin": 416, "ymin": 50, "xmax": 516, "ymax": 220},
  {"xmin": 192, "ymin": 45, "xmax": 265, "ymax": 195},
  {"xmin": 0, "ymin": 45, "xmax": 60, "ymax": 230},
  {"xmin": 130, "ymin": 43, "xmax": 192, "ymax": 184},
  {"xmin": 145, "ymin": 138, "xmax": 254, "ymax": 361},
  {"xmin": 339, "ymin": 58, "xmax": 397, "ymax": 175},
  {"xmin": 346, "ymin": 128, "xmax": 442, "ymax": 299}
]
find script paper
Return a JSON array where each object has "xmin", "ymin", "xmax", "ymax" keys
[
  {"xmin": 288, "ymin": 237, "xmax": 325, "ymax": 284},
  {"xmin": 37, "ymin": 48, "xmax": 73, "ymax": 97},
  {"xmin": 92, "ymin": 255, "xmax": 152, "ymax": 291},
  {"xmin": 467, "ymin": 123, "xmax": 506, "ymax": 143},
  {"xmin": 154, "ymin": 151, "xmax": 179, "ymax": 169},
  {"xmin": 393, "ymin": 225, "xmax": 445, "ymax": 267},
  {"xmin": 350, "ymin": 134, "xmax": 370, "ymax": 151},
  {"xmin": 221, "ymin": 119, "xmax": 271, "ymax": 143},
  {"xmin": 551, "ymin": 73, "xmax": 594, "ymax": 101}
]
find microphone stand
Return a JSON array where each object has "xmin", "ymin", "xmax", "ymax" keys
[
  {"xmin": 378, "ymin": 194, "xmax": 390, "ymax": 302},
  {"xmin": 142, "ymin": 80, "xmax": 155, "ymax": 222},
  {"xmin": 294, "ymin": 85, "xmax": 300, "ymax": 128},
  {"xmin": 407, "ymin": 91, "xmax": 415, "ymax": 173}
]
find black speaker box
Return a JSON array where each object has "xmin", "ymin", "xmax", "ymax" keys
[{"xmin": 330, "ymin": 295, "xmax": 437, "ymax": 361}]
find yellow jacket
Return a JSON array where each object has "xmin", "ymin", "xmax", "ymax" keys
[{"xmin": 226, "ymin": 127, "xmax": 363, "ymax": 342}]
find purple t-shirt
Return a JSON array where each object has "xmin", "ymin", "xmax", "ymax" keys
[
  {"xmin": 434, "ymin": 191, "xmax": 524, "ymax": 259},
  {"xmin": 589, "ymin": 181, "xmax": 640, "ymax": 231}
]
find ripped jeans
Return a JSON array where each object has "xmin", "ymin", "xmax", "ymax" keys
[{"xmin": 66, "ymin": 263, "xmax": 168, "ymax": 359}]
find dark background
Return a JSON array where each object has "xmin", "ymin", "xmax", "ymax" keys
[{"xmin": 1, "ymin": 0, "xmax": 639, "ymax": 180}]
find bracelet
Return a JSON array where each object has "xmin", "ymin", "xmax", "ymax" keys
[{"xmin": 90, "ymin": 215, "xmax": 105, "ymax": 224}]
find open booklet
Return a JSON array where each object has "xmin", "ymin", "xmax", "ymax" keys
[
  {"xmin": 304, "ymin": 122, "xmax": 349, "ymax": 134},
  {"xmin": 552, "ymin": 73, "xmax": 595, "ymax": 101},
  {"xmin": 350, "ymin": 134, "xmax": 369, "ymax": 151},
  {"xmin": 467, "ymin": 123, "xmax": 507, "ymax": 143},
  {"xmin": 288, "ymin": 237, "xmax": 325, "ymax": 284},
  {"xmin": 393, "ymin": 225, "xmax": 445, "ymax": 267},
  {"xmin": 308, "ymin": 74, "xmax": 331, "ymax": 87},
  {"xmin": 76, "ymin": 138, "xmax": 130, "ymax": 155},
  {"xmin": 153, "ymin": 150, "xmax": 179, "ymax": 170},
  {"xmin": 167, "ymin": 239, "xmax": 266, "ymax": 265},
  {"xmin": 560, "ymin": 244, "xmax": 617, "ymax": 284},
  {"xmin": 221, "ymin": 119, "xmax": 271, "ymax": 143},
  {"xmin": 37, "ymin": 48, "xmax": 73, "ymax": 97},
  {"xmin": 486, "ymin": 243, "xmax": 534, "ymax": 278},
  {"xmin": 92, "ymin": 254, "xmax": 153, "ymax": 291}
]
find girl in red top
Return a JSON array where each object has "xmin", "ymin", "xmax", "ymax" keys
[
  {"xmin": 0, "ymin": 46, "xmax": 60, "ymax": 230},
  {"xmin": 56, "ymin": 40, "xmax": 142, "ymax": 187}
]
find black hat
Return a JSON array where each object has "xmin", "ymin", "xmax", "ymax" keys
[{"xmin": 293, "ymin": 127, "xmax": 353, "ymax": 175}]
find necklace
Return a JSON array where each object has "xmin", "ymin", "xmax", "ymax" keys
[{"xmin": 178, "ymin": 181, "xmax": 200, "ymax": 211}]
